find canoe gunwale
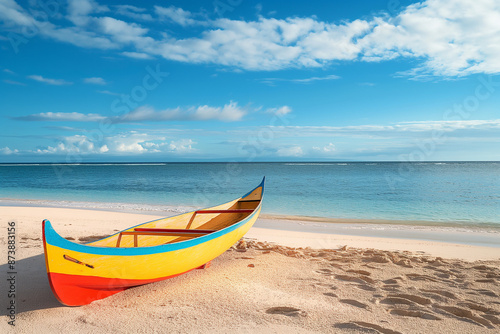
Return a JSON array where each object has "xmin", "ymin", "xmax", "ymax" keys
[{"xmin": 43, "ymin": 203, "xmax": 261, "ymax": 256}]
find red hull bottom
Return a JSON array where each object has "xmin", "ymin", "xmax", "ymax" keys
[{"xmin": 48, "ymin": 264, "xmax": 209, "ymax": 306}]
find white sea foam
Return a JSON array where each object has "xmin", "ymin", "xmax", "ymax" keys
[{"xmin": 0, "ymin": 198, "xmax": 194, "ymax": 215}]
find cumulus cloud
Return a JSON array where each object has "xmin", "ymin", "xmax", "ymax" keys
[
  {"xmin": 277, "ymin": 146, "xmax": 303, "ymax": 157},
  {"xmin": 97, "ymin": 16, "xmax": 149, "ymax": 44},
  {"xmin": 67, "ymin": 0, "xmax": 108, "ymax": 26},
  {"xmin": 313, "ymin": 143, "xmax": 336, "ymax": 153},
  {"xmin": 154, "ymin": 6, "xmax": 197, "ymax": 26},
  {"xmin": 0, "ymin": 147, "xmax": 19, "ymax": 155},
  {"xmin": 357, "ymin": 0, "xmax": 500, "ymax": 77},
  {"xmin": 34, "ymin": 135, "xmax": 103, "ymax": 154},
  {"xmin": 0, "ymin": 0, "xmax": 35, "ymax": 26},
  {"xmin": 32, "ymin": 132, "xmax": 196, "ymax": 155},
  {"xmin": 266, "ymin": 106, "xmax": 291, "ymax": 116},
  {"xmin": 2, "ymin": 0, "xmax": 500, "ymax": 77},
  {"xmin": 115, "ymin": 5, "xmax": 153, "ymax": 21}
]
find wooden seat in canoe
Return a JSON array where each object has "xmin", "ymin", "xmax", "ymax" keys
[
  {"xmin": 185, "ymin": 209, "xmax": 254, "ymax": 229},
  {"xmin": 115, "ymin": 209, "xmax": 255, "ymax": 247}
]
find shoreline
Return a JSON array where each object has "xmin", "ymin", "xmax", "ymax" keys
[
  {"xmin": 2, "ymin": 197, "xmax": 500, "ymax": 232},
  {"xmin": 3, "ymin": 205, "xmax": 500, "ymax": 260}
]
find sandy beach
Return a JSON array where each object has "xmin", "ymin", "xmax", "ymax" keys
[{"xmin": 1, "ymin": 206, "xmax": 499, "ymax": 333}]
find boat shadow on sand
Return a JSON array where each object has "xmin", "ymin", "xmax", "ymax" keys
[
  {"xmin": 1, "ymin": 253, "xmax": 61, "ymax": 315},
  {"xmin": 0, "ymin": 249, "xmax": 234, "ymax": 316}
]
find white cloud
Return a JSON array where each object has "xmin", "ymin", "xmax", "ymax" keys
[
  {"xmin": 115, "ymin": 5, "xmax": 153, "ymax": 21},
  {"xmin": 290, "ymin": 74, "xmax": 341, "ymax": 83},
  {"xmin": 15, "ymin": 112, "xmax": 106, "ymax": 122},
  {"xmin": 99, "ymin": 145, "xmax": 109, "ymax": 153},
  {"xmin": 108, "ymin": 133, "xmax": 151, "ymax": 153},
  {"xmin": 358, "ymin": 0, "xmax": 500, "ymax": 77},
  {"xmin": 34, "ymin": 135, "xmax": 105, "ymax": 154},
  {"xmin": 2, "ymin": 0, "xmax": 500, "ymax": 77},
  {"xmin": 41, "ymin": 24, "xmax": 119, "ymax": 50},
  {"xmin": 154, "ymin": 6, "xmax": 197, "ymax": 26},
  {"xmin": 67, "ymin": 0, "xmax": 108, "ymax": 26},
  {"xmin": 167, "ymin": 139, "xmax": 196, "ymax": 153},
  {"xmin": 262, "ymin": 74, "xmax": 340, "ymax": 85},
  {"xmin": 118, "ymin": 102, "xmax": 246, "ymax": 122},
  {"xmin": 32, "ymin": 132, "xmax": 196, "ymax": 155},
  {"xmin": 277, "ymin": 146, "xmax": 303, "ymax": 157},
  {"xmin": 313, "ymin": 143, "xmax": 336, "ymax": 153},
  {"xmin": 14, "ymin": 102, "xmax": 247, "ymax": 123},
  {"xmin": 28, "ymin": 75, "xmax": 73, "ymax": 85},
  {"xmin": 0, "ymin": 147, "xmax": 19, "ymax": 155},
  {"xmin": 121, "ymin": 51, "xmax": 154, "ymax": 60},
  {"xmin": 0, "ymin": 0, "xmax": 35, "ymax": 26},
  {"xmin": 97, "ymin": 90, "xmax": 120, "ymax": 96},
  {"xmin": 3, "ymin": 79, "xmax": 26, "ymax": 86},
  {"xmin": 83, "ymin": 77, "xmax": 107, "ymax": 85},
  {"xmin": 267, "ymin": 119, "xmax": 500, "ymax": 138},
  {"xmin": 97, "ymin": 17, "xmax": 149, "ymax": 44},
  {"xmin": 266, "ymin": 106, "xmax": 291, "ymax": 116}
]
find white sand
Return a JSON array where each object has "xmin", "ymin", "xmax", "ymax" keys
[{"xmin": 1, "ymin": 206, "xmax": 499, "ymax": 333}]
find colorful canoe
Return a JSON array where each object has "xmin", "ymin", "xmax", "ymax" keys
[{"xmin": 42, "ymin": 177, "xmax": 265, "ymax": 306}]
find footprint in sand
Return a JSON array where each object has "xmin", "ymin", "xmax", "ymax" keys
[
  {"xmin": 362, "ymin": 264, "xmax": 379, "ymax": 269},
  {"xmin": 482, "ymin": 314, "xmax": 500, "ymax": 325},
  {"xmin": 420, "ymin": 289, "xmax": 457, "ymax": 300},
  {"xmin": 475, "ymin": 278, "xmax": 496, "ymax": 283},
  {"xmin": 335, "ymin": 274, "xmax": 367, "ymax": 285},
  {"xmin": 346, "ymin": 269, "xmax": 371, "ymax": 276},
  {"xmin": 381, "ymin": 285, "xmax": 401, "ymax": 292},
  {"xmin": 339, "ymin": 299, "xmax": 370, "ymax": 310},
  {"xmin": 390, "ymin": 309, "xmax": 442, "ymax": 321},
  {"xmin": 406, "ymin": 273, "xmax": 439, "ymax": 282},
  {"xmin": 387, "ymin": 294, "xmax": 432, "ymax": 305},
  {"xmin": 475, "ymin": 289, "xmax": 499, "ymax": 298},
  {"xmin": 356, "ymin": 284, "xmax": 377, "ymax": 292},
  {"xmin": 324, "ymin": 292, "xmax": 338, "ymax": 298},
  {"xmin": 472, "ymin": 265, "xmax": 496, "ymax": 272},
  {"xmin": 434, "ymin": 305, "xmax": 494, "ymax": 328},
  {"xmin": 458, "ymin": 302, "xmax": 499, "ymax": 315},
  {"xmin": 316, "ymin": 268, "xmax": 333, "ymax": 275},
  {"xmin": 380, "ymin": 297, "xmax": 414, "ymax": 306},
  {"xmin": 266, "ymin": 306, "xmax": 306, "ymax": 317},
  {"xmin": 334, "ymin": 321, "xmax": 402, "ymax": 334}
]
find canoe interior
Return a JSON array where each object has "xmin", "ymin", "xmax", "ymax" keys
[{"xmin": 86, "ymin": 186, "xmax": 263, "ymax": 248}]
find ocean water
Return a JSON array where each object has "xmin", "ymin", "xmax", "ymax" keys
[{"xmin": 1, "ymin": 162, "xmax": 499, "ymax": 229}]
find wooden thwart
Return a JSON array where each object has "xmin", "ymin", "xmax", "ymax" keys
[
  {"xmin": 115, "ymin": 208, "xmax": 254, "ymax": 247},
  {"xmin": 185, "ymin": 209, "xmax": 254, "ymax": 229},
  {"xmin": 115, "ymin": 228, "xmax": 216, "ymax": 247}
]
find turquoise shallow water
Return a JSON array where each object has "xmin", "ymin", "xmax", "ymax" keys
[{"xmin": 1, "ymin": 162, "xmax": 499, "ymax": 228}]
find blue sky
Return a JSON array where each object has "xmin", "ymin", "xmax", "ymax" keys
[{"xmin": 1, "ymin": 0, "xmax": 500, "ymax": 162}]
